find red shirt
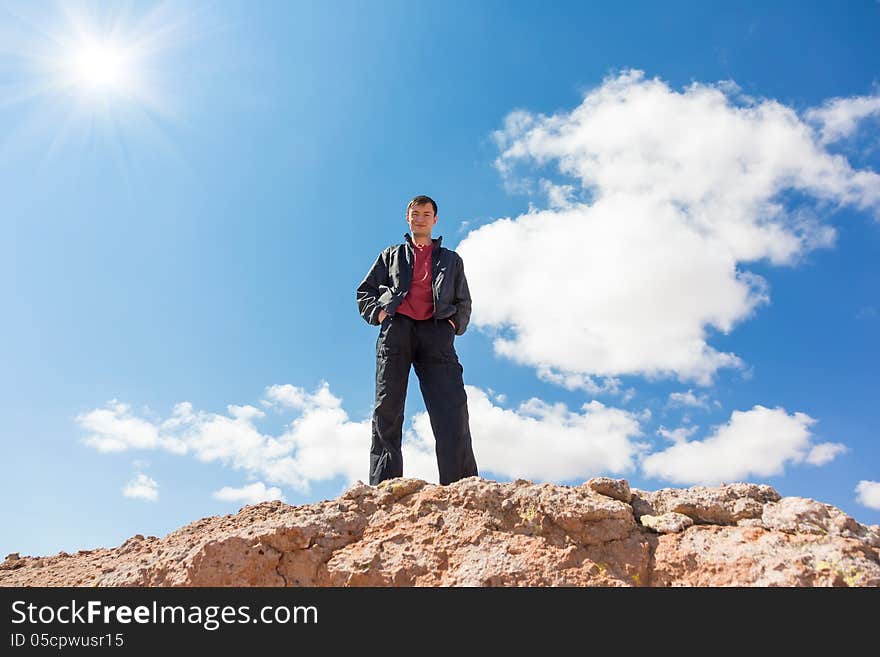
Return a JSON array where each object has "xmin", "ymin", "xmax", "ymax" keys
[{"xmin": 395, "ymin": 241, "xmax": 434, "ymax": 320}]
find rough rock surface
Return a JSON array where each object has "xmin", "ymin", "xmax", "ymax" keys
[
  {"xmin": 2, "ymin": 476, "xmax": 879, "ymax": 587},
  {"xmin": 640, "ymin": 512, "xmax": 694, "ymax": 534}
]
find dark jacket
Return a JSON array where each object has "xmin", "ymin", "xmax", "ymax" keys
[{"xmin": 356, "ymin": 232, "xmax": 472, "ymax": 335}]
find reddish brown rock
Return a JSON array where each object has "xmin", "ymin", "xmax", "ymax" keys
[{"xmin": 1, "ymin": 476, "xmax": 878, "ymax": 587}]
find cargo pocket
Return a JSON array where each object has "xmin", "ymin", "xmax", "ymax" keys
[{"xmin": 375, "ymin": 344, "xmax": 401, "ymax": 390}]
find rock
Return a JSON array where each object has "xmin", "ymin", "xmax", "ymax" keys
[
  {"xmin": 640, "ymin": 512, "xmax": 694, "ymax": 534},
  {"xmin": 585, "ymin": 477, "xmax": 632, "ymax": 503},
  {"xmin": 736, "ymin": 518, "xmax": 764, "ymax": 527},
  {"xmin": 629, "ymin": 491, "xmax": 656, "ymax": 520},
  {"xmin": 651, "ymin": 524, "xmax": 880, "ymax": 587},
  {"xmin": 0, "ymin": 477, "xmax": 876, "ymax": 587},
  {"xmin": 341, "ymin": 480, "xmax": 373, "ymax": 500},
  {"xmin": 0, "ymin": 553, "xmax": 24, "ymax": 571},
  {"xmin": 759, "ymin": 497, "xmax": 880, "ymax": 547},
  {"xmin": 630, "ymin": 483, "xmax": 781, "ymax": 525},
  {"xmin": 375, "ymin": 477, "xmax": 428, "ymax": 503}
]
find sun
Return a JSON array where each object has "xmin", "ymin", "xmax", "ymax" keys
[
  {"xmin": 2, "ymin": 0, "xmax": 211, "ymax": 155},
  {"xmin": 12, "ymin": 3, "xmax": 194, "ymax": 111},
  {"xmin": 71, "ymin": 42, "xmax": 131, "ymax": 91}
]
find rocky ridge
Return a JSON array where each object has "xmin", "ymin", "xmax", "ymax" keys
[{"xmin": 2, "ymin": 476, "xmax": 879, "ymax": 586}]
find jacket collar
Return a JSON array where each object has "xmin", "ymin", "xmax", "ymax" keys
[{"xmin": 404, "ymin": 232, "xmax": 442, "ymax": 250}]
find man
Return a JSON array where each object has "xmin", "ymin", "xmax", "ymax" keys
[{"xmin": 356, "ymin": 195, "xmax": 479, "ymax": 486}]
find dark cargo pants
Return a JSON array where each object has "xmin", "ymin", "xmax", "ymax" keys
[{"xmin": 370, "ymin": 312, "xmax": 479, "ymax": 486}]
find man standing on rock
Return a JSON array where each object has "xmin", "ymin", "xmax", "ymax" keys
[{"xmin": 356, "ymin": 195, "xmax": 479, "ymax": 486}]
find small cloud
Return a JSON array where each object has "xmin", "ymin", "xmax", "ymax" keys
[
  {"xmin": 657, "ymin": 424, "xmax": 700, "ymax": 444},
  {"xmin": 535, "ymin": 367, "xmax": 623, "ymax": 395},
  {"xmin": 123, "ymin": 473, "xmax": 158, "ymax": 501},
  {"xmin": 855, "ymin": 480, "xmax": 880, "ymax": 510},
  {"xmin": 806, "ymin": 442, "xmax": 848, "ymax": 465},
  {"xmin": 739, "ymin": 365, "xmax": 755, "ymax": 381},
  {"xmin": 263, "ymin": 382, "xmax": 341, "ymax": 412},
  {"xmin": 856, "ymin": 305, "xmax": 878, "ymax": 320},
  {"xmin": 668, "ymin": 389, "xmax": 712, "ymax": 410},
  {"xmin": 805, "ymin": 94, "xmax": 880, "ymax": 144},
  {"xmin": 212, "ymin": 482, "xmax": 285, "ymax": 504}
]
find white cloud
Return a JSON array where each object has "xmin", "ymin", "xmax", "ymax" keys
[
  {"xmin": 535, "ymin": 367, "xmax": 623, "ymax": 395},
  {"xmin": 641, "ymin": 404, "xmax": 847, "ymax": 485},
  {"xmin": 123, "ymin": 473, "xmax": 158, "ymax": 501},
  {"xmin": 484, "ymin": 387, "xmax": 507, "ymax": 404},
  {"xmin": 540, "ymin": 178, "xmax": 577, "ymax": 208},
  {"xmin": 855, "ymin": 480, "xmax": 880, "ymax": 510},
  {"xmin": 212, "ymin": 482, "xmax": 285, "ymax": 504},
  {"xmin": 657, "ymin": 424, "xmax": 700, "ymax": 444},
  {"xmin": 806, "ymin": 442, "xmax": 849, "ymax": 465},
  {"xmin": 79, "ymin": 381, "xmax": 653, "ymax": 491},
  {"xmin": 459, "ymin": 69, "xmax": 879, "ymax": 388},
  {"xmin": 805, "ymin": 94, "xmax": 880, "ymax": 144},
  {"xmin": 668, "ymin": 389, "xmax": 714, "ymax": 410},
  {"xmin": 82, "ymin": 379, "xmax": 847, "ymax": 492},
  {"xmin": 78, "ymin": 382, "xmax": 367, "ymax": 494},
  {"xmin": 402, "ymin": 386, "xmax": 651, "ymax": 483},
  {"xmin": 76, "ymin": 399, "xmax": 182, "ymax": 453},
  {"xmin": 264, "ymin": 383, "xmax": 336, "ymax": 411}
]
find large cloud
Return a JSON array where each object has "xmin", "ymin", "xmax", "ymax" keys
[
  {"xmin": 76, "ymin": 383, "xmax": 367, "ymax": 494},
  {"xmin": 457, "ymin": 69, "xmax": 879, "ymax": 388},
  {"xmin": 76, "ymin": 381, "xmax": 650, "ymax": 492},
  {"xmin": 78, "ymin": 382, "xmax": 846, "ymax": 491}
]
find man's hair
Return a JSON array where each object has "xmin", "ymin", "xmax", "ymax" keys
[{"xmin": 406, "ymin": 195, "xmax": 437, "ymax": 216}]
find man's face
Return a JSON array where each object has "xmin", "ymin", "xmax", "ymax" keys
[{"xmin": 407, "ymin": 203, "xmax": 438, "ymax": 236}]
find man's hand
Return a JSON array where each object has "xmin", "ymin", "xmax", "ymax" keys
[{"xmin": 448, "ymin": 318, "xmax": 456, "ymax": 330}]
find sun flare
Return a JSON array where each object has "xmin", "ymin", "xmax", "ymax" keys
[
  {"xmin": 71, "ymin": 42, "xmax": 131, "ymax": 91},
  {"xmin": 2, "ymin": 2, "xmax": 200, "ymax": 115}
]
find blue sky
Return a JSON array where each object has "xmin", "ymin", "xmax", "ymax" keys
[{"xmin": 2, "ymin": 0, "xmax": 879, "ymax": 558}]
